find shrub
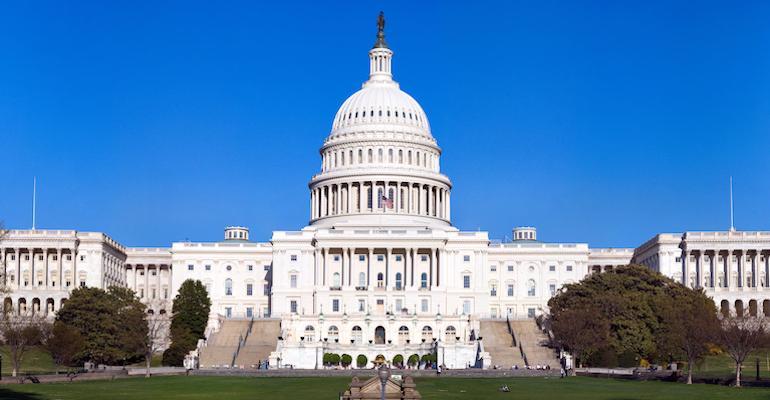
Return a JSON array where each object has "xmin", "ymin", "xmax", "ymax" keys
[
  {"xmin": 407, "ymin": 354, "xmax": 419, "ymax": 367},
  {"xmin": 392, "ymin": 354, "xmax": 404, "ymax": 366},
  {"xmin": 356, "ymin": 354, "xmax": 368, "ymax": 368},
  {"xmin": 330, "ymin": 353, "xmax": 341, "ymax": 365},
  {"xmin": 341, "ymin": 354, "xmax": 352, "ymax": 367}
]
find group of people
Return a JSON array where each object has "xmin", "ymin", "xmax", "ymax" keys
[
  {"xmin": 511, "ymin": 364, "xmax": 551, "ymax": 370},
  {"xmin": 253, "ymin": 360, "xmax": 269, "ymax": 369}
]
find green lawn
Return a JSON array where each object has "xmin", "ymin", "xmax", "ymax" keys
[
  {"xmin": 0, "ymin": 346, "xmax": 59, "ymax": 376},
  {"xmin": 1, "ymin": 376, "xmax": 769, "ymax": 400}
]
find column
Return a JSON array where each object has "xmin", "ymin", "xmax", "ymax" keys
[
  {"xmin": 403, "ymin": 249, "xmax": 408, "ymax": 289},
  {"xmin": 369, "ymin": 181, "xmax": 375, "ymax": 212},
  {"xmin": 341, "ymin": 248, "xmax": 345, "ymax": 287},
  {"xmin": 346, "ymin": 183, "xmax": 352, "ymax": 214},
  {"xmin": 446, "ymin": 191, "xmax": 451, "ymax": 220},
  {"xmin": 145, "ymin": 264, "xmax": 150, "ymax": 299},
  {"xmin": 30, "ymin": 249, "xmax": 35, "ymax": 287},
  {"xmin": 15, "ymin": 248, "xmax": 21, "ymax": 288},
  {"xmin": 709, "ymin": 251, "xmax": 716, "ymax": 288},
  {"xmin": 435, "ymin": 248, "xmax": 440, "ymax": 288},
  {"xmin": 427, "ymin": 186, "xmax": 433, "ymax": 216},
  {"xmin": 765, "ymin": 250, "xmax": 769, "ymax": 288},
  {"xmin": 752, "ymin": 251, "xmax": 758, "ymax": 288},
  {"xmin": 695, "ymin": 251, "xmax": 702, "ymax": 289},
  {"xmin": 395, "ymin": 182, "xmax": 400, "ymax": 214},
  {"xmin": 72, "ymin": 248, "xmax": 77, "ymax": 288},
  {"xmin": 724, "ymin": 251, "xmax": 730, "ymax": 288},
  {"xmin": 157, "ymin": 264, "xmax": 162, "ymax": 298},
  {"xmin": 682, "ymin": 250, "xmax": 690, "ymax": 287},
  {"xmin": 313, "ymin": 249, "xmax": 320, "ymax": 286},
  {"xmin": 335, "ymin": 184, "xmax": 341, "ymax": 215},
  {"xmin": 408, "ymin": 248, "xmax": 414, "ymax": 287},
  {"xmin": 737, "ymin": 250, "xmax": 744, "ymax": 288},
  {"xmin": 323, "ymin": 248, "xmax": 328, "ymax": 286},
  {"xmin": 359, "ymin": 182, "xmax": 365, "ymax": 212},
  {"xmin": 429, "ymin": 249, "xmax": 434, "ymax": 288},
  {"xmin": 367, "ymin": 248, "xmax": 372, "ymax": 287},
  {"xmin": 385, "ymin": 248, "xmax": 390, "ymax": 287},
  {"xmin": 348, "ymin": 248, "xmax": 353, "ymax": 286},
  {"xmin": 57, "ymin": 249, "xmax": 63, "ymax": 289}
]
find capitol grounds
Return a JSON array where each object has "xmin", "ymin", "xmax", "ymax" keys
[{"xmin": 1, "ymin": 355, "xmax": 770, "ymax": 400}]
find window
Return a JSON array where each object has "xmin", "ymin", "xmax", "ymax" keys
[
  {"xmin": 566, "ymin": 265, "xmax": 573, "ymax": 272},
  {"xmin": 152, "ymin": 289, "xmax": 156, "ymax": 299},
  {"xmin": 332, "ymin": 299, "xmax": 340, "ymax": 312},
  {"xmin": 490, "ymin": 265, "xmax": 497, "ymax": 272},
  {"xmin": 463, "ymin": 275, "xmax": 471, "ymax": 289},
  {"xmin": 246, "ymin": 307, "xmax": 253, "ymax": 318},
  {"xmin": 421, "ymin": 255, "xmax": 428, "ymax": 262},
  {"xmin": 358, "ymin": 299, "xmax": 365, "ymax": 312},
  {"xmin": 490, "ymin": 284, "xmax": 497, "ymax": 296},
  {"xmin": 333, "ymin": 255, "xmax": 340, "ymax": 261},
  {"xmin": 527, "ymin": 308, "xmax": 536, "ymax": 318},
  {"xmin": 395, "ymin": 273, "xmax": 402, "ymax": 289},
  {"xmin": 52, "ymin": 255, "xmax": 58, "ymax": 261},
  {"xmin": 421, "ymin": 299, "xmax": 428, "ymax": 312},
  {"xmin": 507, "ymin": 265, "xmax": 514, "ymax": 272},
  {"xmin": 205, "ymin": 265, "xmax": 211, "ymax": 271},
  {"xmin": 164, "ymin": 289, "xmax": 168, "ymax": 299},
  {"xmin": 290, "ymin": 300, "xmax": 298, "ymax": 314},
  {"xmin": 225, "ymin": 307, "xmax": 232, "ymax": 318},
  {"xmin": 25, "ymin": 255, "xmax": 30, "ymax": 261},
  {"xmin": 290, "ymin": 255, "xmax": 298, "ymax": 262},
  {"xmin": 246, "ymin": 283, "xmax": 253, "ymax": 296},
  {"xmin": 188, "ymin": 264, "xmax": 194, "ymax": 271},
  {"xmin": 527, "ymin": 279, "xmax": 536, "ymax": 297},
  {"xmin": 377, "ymin": 273, "xmax": 384, "ymax": 287},
  {"xmin": 420, "ymin": 273, "xmax": 428, "ymax": 288},
  {"xmin": 395, "ymin": 299, "xmax": 403, "ymax": 312},
  {"xmin": 507, "ymin": 284, "xmax": 514, "ymax": 297},
  {"xmin": 463, "ymin": 300, "xmax": 471, "ymax": 315},
  {"xmin": 80, "ymin": 281, "xmax": 86, "ymax": 287},
  {"xmin": 264, "ymin": 265, "xmax": 270, "ymax": 271},
  {"xmin": 549, "ymin": 265, "xmax": 556, "ymax": 272},
  {"xmin": 549, "ymin": 284, "xmax": 556, "ymax": 296},
  {"xmin": 333, "ymin": 272, "xmax": 342, "ymax": 288},
  {"xmin": 377, "ymin": 255, "xmax": 384, "ymax": 262},
  {"xmin": 358, "ymin": 272, "xmax": 366, "ymax": 287},
  {"xmin": 248, "ymin": 265, "xmax": 253, "ymax": 271},
  {"xmin": 264, "ymin": 283, "xmax": 270, "ymax": 296},
  {"xmin": 395, "ymin": 255, "xmax": 402, "ymax": 262},
  {"xmin": 463, "ymin": 255, "xmax": 470, "ymax": 262}
]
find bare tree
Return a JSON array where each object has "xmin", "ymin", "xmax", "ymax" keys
[
  {"xmin": 0, "ymin": 315, "xmax": 50, "ymax": 379},
  {"xmin": 144, "ymin": 314, "xmax": 169, "ymax": 377},
  {"xmin": 719, "ymin": 316, "xmax": 768, "ymax": 387}
]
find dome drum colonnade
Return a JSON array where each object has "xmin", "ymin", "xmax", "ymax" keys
[{"xmin": 308, "ymin": 19, "xmax": 451, "ymax": 227}]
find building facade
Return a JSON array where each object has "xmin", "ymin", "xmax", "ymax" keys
[{"xmin": 1, "ymin": 17, "xmax": 768, "ymax": 369}]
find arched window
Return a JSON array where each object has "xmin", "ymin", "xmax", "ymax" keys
[
  {"xmin": 422, "ymin": 326, "xmax": 433, "ymax": 342},
  {"xmin": 367, "ymin": 187, "xmax": 373, "ymax": 209},
  {"xmin": 352, "ymin": 325, "xmax": 363, "ymax": 344},
  {"xmin": 388, "ymin": 149, "xmax": 393, "ymax": 163},
  {"xmin": 333, "ymin": 272, "xmax": 341, "ymax": 288},
  {"xmin": 304, "ymin": 325, "xmax": 315, "ymax": 342},
  {"xmin": 358, "ymin": 149, "xmax": 363, "ymax": 163},
  {"xmin": 398, "ymin": 326, "xmax": 409, "ymax": 345},
  {"xmin": 368, "ymin": 149, "xmax": 373, "ymax": 163},
  {"xmin": 408, "ymin": 151, "xmax": 412, "ymax": 164},
  {"xmin": 328, "ymin": 325, "xmax": 339, "ymax": 342},
  {"xmin": 225, "ymin": 278, "xmax": 233, "ymax": 296},
  {"xmin": 378, "ymin": 148, "xmax": 383, "ymax": 163},
  {"xmin": 445, "ymin": 326, "xmax": 457, "ymax": 343},
  {"xmin": 358, "ymin": 272, "xmax": 366, "ymax": 287},
  {"xmin": 398, "ymin": 149, "xmax": 403, "ymax": 163},
  {"xmin": 395, "ymin": 272, "xmax": 402, "ymax": 290},
  {"xmin": 388, "ymin": 188, "xmax": 394, "ymax": 208},
  {"xmin": 374, "ymin": 326, "xmax": 386, "ymax": 344},
  {"xmin": 527, "ymin": 279, "xmax": 536, "ymax": 297},
  {"xmin": 377, "ymin": 188, "xmax": 384, "ymax": 208},
  {"xmin": 420, "ymin": 273, "xmax": 428, "ymax": 288},
  {"xmin": 377, "ymin": 273, "xmax": 384, "ymax": 288}
]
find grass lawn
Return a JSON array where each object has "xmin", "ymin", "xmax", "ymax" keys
[
  {"xmin": 0, "ymin": 346, "xmax": 59, "ymax": 376},
  {"xmin": 1, "ymin": 375, "xmax": 769, "ymax": 400},
  {"xmin": 694, "ymin": 351, "xmax": 770, "ymax": 380}
]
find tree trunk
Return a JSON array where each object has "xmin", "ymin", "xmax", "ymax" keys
[
  {"xmin": 12, "ymin": 367, "xmax": 17, "ymax": 377},
  {"xmin": 736, "ymin": 362, "xmax": 742, "ymax": 388},
  {"xmin": 145, "ymin": 353, "xmax": 151, "ymax": 378},
  {"xmin": 687, "ymin": 362, "xmax": 693, "ymax": 385}
]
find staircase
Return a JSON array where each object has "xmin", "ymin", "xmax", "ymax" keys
[
  {"xmin": 510, "ymin": 319, "xmax": 559, "ymax": 368},
  {"xmin": 234, "ymin": 319, "xmax": 281, "ymax": 368},
  {"xmin": 480, "ymin": 319, "xmax": 526, "ymax": 368},
  {"xmin": 199, "ymin": 319, "xmax": 252, "ymax": 368}
]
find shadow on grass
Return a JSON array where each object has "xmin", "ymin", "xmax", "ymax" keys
[{"xmin": 0, "ymin": 387, "xmax": 45, "ymax": 400}]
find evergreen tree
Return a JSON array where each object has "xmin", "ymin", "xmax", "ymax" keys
[{"xmin": 163, "ymin": 279, "xmax": 211, "ymax": 366}]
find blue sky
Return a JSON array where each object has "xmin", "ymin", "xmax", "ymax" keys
[{"xmin": 1, "ymin": 1, "xmax": 769, "ymax": 248}]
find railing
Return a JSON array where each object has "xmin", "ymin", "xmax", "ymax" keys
[
  {"xmin": 519, "ymin": 342, "xmax": 529, "ymax": 366},
  {"xmin": 231, "ymin": 317, "xmax": 255, "ymax": 367}
]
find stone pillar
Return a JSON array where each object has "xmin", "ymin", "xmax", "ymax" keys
[
  {"xmin": 682, "ymin": 250, "xmax": 690, "ymax": 287},
  {"xmin": 15, "ymin": 248, "xmax": 21, "ymax": 288},
  {"xmin": 709, "ymin": 251, "xmax": 716, "ymax": 288},
  {"xmin": 348, "ymin": 248, "xmax": 353, "ymax": 287},
  {"xmin": 57, "ymin": 249, "xmax": 62, "ymax": 289},
  {"xmin": 346, "ymin": 183, "xmax": 352, "ymax": 214},
  {"xmin": 737, "ymin": 250, "xmax": 744, "ymax": 288},
  {"xmin": 408, "ymin": 248, "xmax": 414, "ymax": 287},
  {"xmin": 367, "ymin": 248, "xmax": 372, "ymax": 287},
  {"xmin": 429, "ymin": 249, "xmax": 434, "ymax": 289},
  {"xmin": 157, "ymin": 264, "xmax": 162, "ymax": 298},
  {"xmin": 313, "ymin": 249, "xmax": 320, "ymax": 286},
  {"xmin": 695, "ymin": 250, "xmax": 702, "ymax": 289},
  {"xmin": 385, "ymin": 248, "xmax": 390, "ymax": 287},
  {"xmin": 435, "ymin": 248, "xmax": 440, "ymax": 288},
  {"xmin": 724, "ymin": 251, "xmax": 730, "ymax": 288},
  {"xmin": 369, "ymin": 181, "xmax": 375, "ymax": 212},
  {"xmin": 335, "ymin": 184, "xmax": 341, "ymax": 215},
  {"xmin": 752, "ymin": 251, "xmax": 758, "ymax": 288},
  {"xmin": 341, "ymin": 248, "xmax": 346, "ymax": 287},
  {"xmin": 323, "ymin": 248, "xmax": 328, "ymax": 287},
  {"xmin": 359, "ymin": 182, "xmax": 365, "ymax": 212},
  {"xmin": 765, "ymin": 250, "xmax": 769, "ymax": 288}
]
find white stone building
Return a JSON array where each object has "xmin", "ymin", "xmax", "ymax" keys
[{"xmin": 0, "ymin": 16, "xmax": 767, "ymax": 369}]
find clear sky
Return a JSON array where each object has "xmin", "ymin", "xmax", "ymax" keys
[{"xmin": 1, "ymin": 1, "xmax": 769, "ymax": 248}]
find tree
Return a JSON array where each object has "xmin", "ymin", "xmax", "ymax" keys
[
  {"xmin": 392, "ymin": 354, "xmax": 404, "ymax": 367},
  {"xmin": 407, "ymin": 354, "xmax": 419, "ymax": 368},
  {"xmin": 548, "ymin": 265, "xmax": 684, "ymax": 365},
  {"xmin": 0, "ymin": 315, "xmax": 50, "ymax": 378},
  {"xmin": 47, "ymin": 321, "xmax": 85, "ymax": 369},
  {"xmin": 56, "ymin": 286, "xmax": 147, "ymax": 365},
  {"xmin": 550, "ymin": 306, "xmax": 610, "ymax": 367},
  {"xmin": 656, "ymin": 286, "xmax": 720, "ymax": 384},
  {"xmin": 340, "ymin": 353, "xmax": 352, "ymax": 368},
  {"xmin": 719, "ymin": 316, "xmax": 768, "ymax": 387},
  {"xmin": 356, "ymin": 354, "xmax": 368, "ymax": 368},
  {"xmin": 163, "ymin": 280, "xmax": 211, "ymax": 366},
  {"xmin": 143, "ymin": 315, "xmax": 168, "ymax": 377}
]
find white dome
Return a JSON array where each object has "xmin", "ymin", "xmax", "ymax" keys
[{"xmin": 330, "ymin": 81, "xmax": 432, "ymax": 140}]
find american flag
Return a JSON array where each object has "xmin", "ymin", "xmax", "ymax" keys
[{"xmin": 381, "ymin": 195, "xmax": 393, "ymax": 209}]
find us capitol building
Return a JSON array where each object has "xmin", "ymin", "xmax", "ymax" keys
[{"xmin": 2, "ymin": 16, "xmax": 769, "ymax": 370}]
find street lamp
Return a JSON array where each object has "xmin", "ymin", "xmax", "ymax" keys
[{"xmin": 377, "ymin": 363, "xmax": 391, "ymax": 400}]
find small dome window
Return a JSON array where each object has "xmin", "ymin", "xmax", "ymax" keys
[
  {"xmin": 370, "ymin": 110, "xmax": 374, "ymax": 117},
  {"xmin": 387, "ymin": 111, "xmax": 391, "ymax": 117},
  {"xmin": 379, "ymin": 110, "xmax": 382, "ymax": 116},
  {"xmin": 395, "ymin": 111, "xmax": 399, "ymax": 117},
  {"xmin": 355, "ymin": 112, "xmax": 358, "ymax": 118}
]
